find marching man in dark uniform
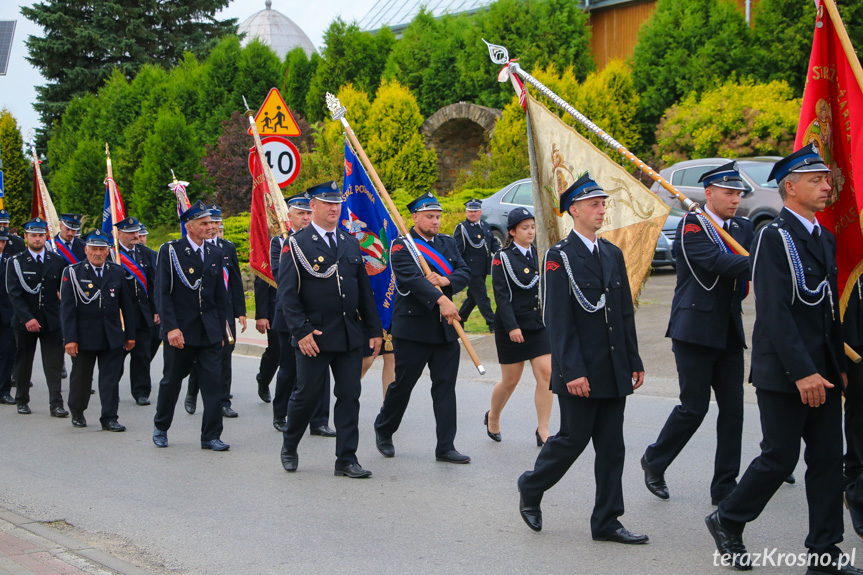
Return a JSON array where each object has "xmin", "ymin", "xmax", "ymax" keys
[
  {"xmin": 705, "ymin": 146, "xmax": 862, "ymax": 574},
  {"xmin": 277, "ymin": 181, "xmax": 381, "ymax": 477},
  {"xmin": 0, "ymin": 209, "xmax": 28, "ymax": 256},
  {"xmin": 114, "ymin": 217, "xmax": 158, "ymax": 405},
  {"xmin": 374, "ymin": 191, "xmax": 472, "ymax": 464},
  {"xmin": 136, "ymin": 224, "xmax": 163, "ymax": 366},
  {"xmin": 60, "ymin": 230, "xmax": 136, "ymax": 430},
  {"xmin": 52, "ymin": 213, "xmax": 86, "ymax": 265},
  {"xmin": 269, "ymin": 192, "xmax": 334, "ymax": 434},
  {"xmin": 642, "ymin": 162, "xmax": 754, "ymax": 505},
  {"xmin": 453, "ymin": 199, "xmax": 500, "ymax": 332},
  {"xmin": 5, "ymin": 218, "xmax": 68, "ymax": 417},
  {"xmin": 517, "ymin": 174, "xmax": 647, "ymax": 544},
  {"xmin": 843, "ymin": 276, "xmax": 863, "ymax": 539},
  {"xmin": 152, "ymin": 201, "xmax": 229, "ymax": 451},
  {"xmin": 184, "ymin": 205, "xmax": 246, "ymax": 418},
  {"xmin": 0, "ymin": 226, "xmax": 15, "ymax": 404}
]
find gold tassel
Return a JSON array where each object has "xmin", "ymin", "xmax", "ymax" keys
[{"xmin": 383, "ymin": 330, "xmax": 393, "ymax": 352}]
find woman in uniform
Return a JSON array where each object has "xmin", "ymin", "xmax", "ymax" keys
[{"xmin": 485, "ymin": 207, "xmax": 553, "ymax": 445}]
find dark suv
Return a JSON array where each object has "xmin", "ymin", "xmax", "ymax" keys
[{"xmin": 650, "ymin": 157, "xmax": 782, "ymax": 233}]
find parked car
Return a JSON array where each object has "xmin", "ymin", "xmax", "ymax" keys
[
  {"xmin": 480, "ymin": 178, "xmax": 682, "ymax": 269},
  {"xmin": 650, "ymin": 157, "xmax": 782, "ymax": 234}
]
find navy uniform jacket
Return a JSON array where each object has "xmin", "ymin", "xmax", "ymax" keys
[
  {"xmin": 118, "ymin": 244, "xmax": 157, "ymax": 328},
  {"xmin": 453, "ymin": 219, "xmax": 500, "ymax": 275},
  {"xmin": 845, "ymin": 278, "xmax": 863, "ymax": 347},
  {"xmin": 0, "ymin": 251, "xmax": 12, "ymax": 326},
  {"xmin": 60, "ymin": 261, "xmax": 136, "ymax": 350},
  {"xmin": 52, "ymin": 234, "xmax": 86, "ymax": 265},
  {"xmin": 278, "ymin": 226, "xmax": 381, "ymax": 352},
  {"xmin": 155, "ymin": 238, "xmax": 227, "ymax": 347},
  {"xmin": 271, "ymin": 234, "xmax": 292, "ymax": 334},
  {"xmin": 213, "ymin": 238, "xmax": 246, "ymax": 320},
  {"xmin": 390, "ymin": 228, "xmax": 471, "ymax": 344},
  {"xmin": 666, "ymin": 213, "xmax": 754, "ymax": 349},
  {"xmin": 253, "ymin": 277, "xmax": 277, "ymax": 322},
  {"xmin": 749, "ymin": 207, "xmax": 846, "ymax": 392},
  {"xmin": 5, "ymin": 249, "xmax": 65, "ymax": 331},
  {"xmin": 491, "ymin": 244, "xmax": 543, "ymax": 333},
  {"xmin": 138, "ymin": 244, "xmax": 158, "ymax": 268},
  {"xmin": 544, "ymin": 231, "xmax": 643, "ymax": 399},
  {"xmin": 4, "ymin": 234, "xmax": 25, "ymax": 257}
]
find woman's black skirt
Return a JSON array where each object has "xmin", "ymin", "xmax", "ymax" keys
[{"xmin": 495, "ymin": 327, "xmax": 550, "ymax": 365}]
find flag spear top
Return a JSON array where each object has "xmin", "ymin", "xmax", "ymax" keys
[
  {"xmin": 326, "ymin": 91, "xmax": 486, "ymax": 375},
  {"xmin": 104, "ymin": 143, "xmax": 121, "ymax": 262},
  {"xmin": 27, "ymin": 129, "xmax": 61, "ymax": 238}
]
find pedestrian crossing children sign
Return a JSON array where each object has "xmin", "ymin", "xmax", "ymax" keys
[{"xmin": 248, "ymin": 87, "xmax": 301, "ymax": 137}]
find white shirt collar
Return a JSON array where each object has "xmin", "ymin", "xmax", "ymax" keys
[
  {"xmin": 703, "ymin": 206, "xmax": 729, "ymax": 226},
  {"xmin": 785, "ymin": 207, "xmax": 821, "ymax": 235},
  {"xmin": 413, "ymin": 228, "xmax": 435, "ymax": 243},
  {"xmin": 572, "ymin": 229, "xmax": 599, "ymax": 253},
  {"xmin": 28, "ymin": 247, "xmax": 45, "ymax": 260},
  {"xmin": 186, "ymin": 235, "xmax": 204, "ymax": 252},
  {"xmin": 513, "ymin": 243, "xmax": 531, "ymax": 258},
  {"xmin": 311, "ymin": 221, "xmax": 337, "ymax": 239}
]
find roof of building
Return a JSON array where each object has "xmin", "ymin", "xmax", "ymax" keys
[{"xmin": 238, "ymin": 0, "xmax": 316, "ymax": 59}]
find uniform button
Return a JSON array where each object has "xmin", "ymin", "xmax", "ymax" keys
[
  {"xmin": 606, "ymin": 288, "xmax": 610, "ymax": 293},
  {"xmin": 607, "ymin": 307, "xmax": 611, "ymax": 312},
  {"xmin": 343, "ymin": 312, "xmax": 346, "ymax": 316},
  {"xmin": 609, "ymin": 327, "xmax": 613, "ymax": 332},
  {"xmin": 340, "ymin": 276, "xmax": 344, "ymax": 280},
  {"xmin": 533, "ymin": 307, "xmax": 537, "ymax": 311},
  {"xmin": 610, "ymin": 346, "xmax": 615, "ymax": 351},
  {"xmin": 342, "ymin": 294, "xmax": 345, "ymax": 298}
]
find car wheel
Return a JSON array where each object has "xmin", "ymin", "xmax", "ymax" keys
[{"xmin": 492, "ymin": 229, "xmax": 506, "ymax": 247}]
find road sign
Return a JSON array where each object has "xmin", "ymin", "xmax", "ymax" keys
[
  {"xmin": 249, "ymin": 136, "xmax": 301, "ymax": 189},
  {"xmin": 0, "ymin": 170, "xmax": 4, "ymax": 197},
  {"xmin": 248, "ymin": 88, "xmax": 301, "ymax": 137},
  {"xmin": 0, "ymin": 21, "xmax": 15, "ymax": 76}
]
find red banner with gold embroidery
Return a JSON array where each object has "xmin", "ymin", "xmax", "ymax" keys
[
  {"xmin": 795, "ymin": 0, "xmax": 863, "ymax": 313},
  {"xmin": 248, "ymin": 151, "xmax": 275, "ymax": 286}
]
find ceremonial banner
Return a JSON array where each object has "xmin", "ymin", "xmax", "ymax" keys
[
  {"xmin": 29, "ymin": 162, "xmax": 60, "ymax": 235},
  {"xmin": 101, "ymin": 178, "xmax": 126, "ymax": 233},
  {"xmin": 248, "ymin": 151, "xmax": 286, "ymax": 286},
  {"xmin": 339, "ymin": 140, "xmax": 397, "ymax": 331},
  {"xmin": 794, "ymin": 0, "xmax": 863, "ymax": 314},
  {"xmin": 525, "ymin": 93, "xmax": 670, "ymax": 300}
]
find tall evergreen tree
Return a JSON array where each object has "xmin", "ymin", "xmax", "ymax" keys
[{"xmin": 0, "ymin": 109, "xmax": 31, "ymax": 228}]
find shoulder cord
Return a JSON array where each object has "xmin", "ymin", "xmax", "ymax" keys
[
  {"xmin": 679, "ymin": 214, "xmax": 726, "ymax": 292},
  {"xmin": 457, "ymin": 222, "xmax": 486, "ymax": 249},
  {"xmin": 13, "ymin": 258, "xmax": 41, "ymax": 294},
  {"xmin": 287, "ymin": 235, "xmax": 342, "ymax": 297},
  {"xmin": 168, "ymin": 244, "xmax": 202, "ymax": 291},
  {"xmin": 395, "ymin": 236, "xmax": 424, "ymax": 297},
  {"xmin": 500, "ymin": 251, "xmax": 540, "ymax": 291},
  {"xmin": 559, "ymin": 251, "xmax": 605, "ymax": 313},
  {"xmin": 67, "ymin": 266, "xmax": 101, "ymax": 306}
]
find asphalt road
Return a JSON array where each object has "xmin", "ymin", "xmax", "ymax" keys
[{"xmin": 1, "ymin": 269, "xmax": 859, "ymax": 575}]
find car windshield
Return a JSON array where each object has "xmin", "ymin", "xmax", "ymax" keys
[{"xmin": 740, "ymin": 163, "xmax": 778, "ymax": 188}]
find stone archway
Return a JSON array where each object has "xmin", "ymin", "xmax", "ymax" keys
[{"xmin": 421, "ymin": 103, "xmax": 502, "ymax": 193}]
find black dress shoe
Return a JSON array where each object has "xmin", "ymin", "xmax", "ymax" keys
[
  {"xmin": 102, "ymin": 421, "xmax": 126, "ymax": 432},
  {"xmin": 273, "ymin": 419, "xmax": 287, "ymax": 432},
  {"xmin": 484, "ymin": 411, "xmax": 501, "ymax": 442},
  {"xmin": 17, "ymin": 404, "xmax": 31, "ymax": 414},
  {"xmin": 641, "ymin": 455, "xmax": 669, "ymax": 500},
  {"xmin": 201, "ymin": 438, "xmax": 230, "ymax": 451},
  {"xmin": 435, "ymin": 450, "xmax": 471, "ymax": 464},
  {"xmin": 61, "ymin": 366, "xmax": 67, "ymax": 379},
  {"xmin": 310, "ymin": 425, "xmax": 336, "ymax": 437},
  {"xmin": 806, "ymin": 558, "xmax": 863, "ymax": 575},
  {"xmin": 705, "ymin": 511, "xmax": 752, "ymax": 571},
  {"xmin": 135, "ymin": 397, "xmax": 151, "ymax": 406},
  {"xmin": 845, "ymin": 492, "xmax": 863, "ymax": 539},
  {"xmin": 593, "ymin": 527, "xmax": 649, "ymax": 544},
  {"xmin": 184, "ymin": 394, "xmax": 196, "ymax": 414},
  {"xmin": 784, "ymin": 473, "xmax": 796, "ymax": 485},
  {"xmin": 222, "ymin": 406, "xmax": 238, "ymax": 418},
  {"xmin": 71, "ymin": 415, "xmax": 87, "ymax": 428},
  {"xmin": 519, "ymin": 493, "xmax": 542, "ymax": 532},
  {"xmin": 0, "ymin": 394, "xmax": 15, "ymax": 405},
  {"xmin": 535, "ymin": 428, "xmax": 545, "ymax": 446},
  {"xmin": 375, "ymin": 431, "xmax": 394, "ymax": 457},
  {"xmin": 153, "ymin": 428, "xmax": 168, "ymax": 448},
  {"xmin": 50, "ymin": 406, "xmax": 69, "ymax": 418},
  {"xmin": 258, "ymin": 383, "xmax": 272, "ymax": 403},
  {"xmin": 334, "ymin": 462, "xmax": 373, "ymax": 478},
  {"xmin": 281, "ymin": 445, "xmax": 298, "ymax": 472}
]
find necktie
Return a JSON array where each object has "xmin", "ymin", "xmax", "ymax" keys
[
  {"xmin": 811, "ymin": 226, "xmax": 825, "ymax": 263},
  {"xmin": 723, "ymin": 221, "xmax": 729, "ymax": 232},
  {"xmin": 813, "ymin": 226, "xmax": 821, "ymax": 238},
  {"xmin": 36, "ymin": 254, "xmax": 42, "ymax": 264},
  {"xmin": 326, "ymin": 231, "xmax": 336, "ymax": 250},
  {"xmin": 95, "ymin": 267, "xmax": 102, "ymax": 279},
  {"xmin": 593, "ymin": 246, "xmax": 602, "ymax": 272},
  {"xmin": 198, "ymin": 248, "xmax": 204, "ymax": 262},
  {"xmin": 525, "ymin": 250, "xmax": 532, "ymax": 262}
]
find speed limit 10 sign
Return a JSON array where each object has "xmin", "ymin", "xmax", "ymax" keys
[{"xmin": 248, "ymin": 136, "xmax": 301, "ymax": 189}]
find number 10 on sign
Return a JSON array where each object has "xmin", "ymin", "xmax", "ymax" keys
[{"xmin": 248, "ymin": 136, "xmax": 301, "ymax": 189}]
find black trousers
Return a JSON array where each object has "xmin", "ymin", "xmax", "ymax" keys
[
  {"xmin": 68, "ymin": 347, "xmax": 124, "ymax": 424},
  {"xmin": 13, "ymin": 328, "xmax": 64, "ymax": 409},
  {"xmin": 644, "ymin": 340, "xmax": 744, "ymax": 499},
  {"xmin": 256, "ymin": 327, "xmax": 280, "ymax": 387},
  {"xmin": 154, "ymin": 343, "xmax": 224, "ymax": 442},
  {"xmin": 719, "ymin": 387, "xmax": 844, "ymax": 554},
  {"xmin": 374, "ymin": 338, "xmax": 459, "ymax": 454},
  {"xmin": 283, "ymin": 347, "xmax": 361, "ymax": 466},
  {"xmin": 149, "ymin": 325, "xmax": 161, "ymax": 364},
  {"xmin": 274, "ymin": 330, "xmax": 328, "ymax": 425},
  {"xmin": 119, "ymin": 323, "xmax": 153, "ymax": 400},
  {"xmin": 518, "ymin": 395, "xmax": 627, "ymax": 537},
  {"xmin": 458, "ymin": 272, "xmax": 494, "ymax": 328},
  {"xmin": 188, "ymin": 330, "xmax": 234, "ymax": 408},
  {"xmin": 844, "ymin": 344, "xmax": 863, "ymax": 506},
  {"xmin": 0, "ymin": 323, "xmax": 14, "ymax": 396}
]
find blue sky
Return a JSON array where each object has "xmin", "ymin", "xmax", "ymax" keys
[{"xmin": 0, "ymin": 0, "xmax": 379, "ymax": 139}]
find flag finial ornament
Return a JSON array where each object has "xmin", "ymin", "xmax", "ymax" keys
[
  {"xmin": 482, "ymin": 39, "xmax": 509, "ymax": 66},
  {"xmin": 326, "ymin": 93, "xmax": 346, "ymax": 121}
]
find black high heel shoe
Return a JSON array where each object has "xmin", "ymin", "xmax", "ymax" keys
[
  {"xmin": 536, "ymin": 429, "xmax": 545, "ymax": 447},
  {"xmin": 485, "ymin": 411, "xmax": 501, "ymax": 442}
]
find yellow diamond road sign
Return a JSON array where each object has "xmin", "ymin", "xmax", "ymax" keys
[{"xmin": 248, "ymin": 87, "xmax": 301, "ymax": 137}]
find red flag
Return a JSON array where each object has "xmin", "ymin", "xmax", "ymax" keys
[
  {"xmin": 30, "ymin": 164, "xmax": 43, "ymax": 220},
  {"xmin": 795, "ymin": 0, "xmax": 863, "ymax": 313},
  {"xmin": 249, "ymin": 151, "xmax": 276, "ymax": 285}
]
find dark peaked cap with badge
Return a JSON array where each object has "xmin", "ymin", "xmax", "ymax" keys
[
  {"xmin": 207, "ymin": 205, "xmax": 223, "ymax": 222},
  {"xmin": 287, "ymin": 192, "xmax": 312, "ymax": 211},
  {"xmin": 465, "ymin": 198, "xmax": 483, "ymax": 211},
  {"xmin": 699, "ymin": 162, "xmax": 747, "ymax": 190},
  {"xmin": 307, "ymin": 181, "xmax": 342, "ymax": 203},
  {"xmin": 507, "ymin": 207, "xmax": 534, "ymax": 230},
  {"xmin": 83, "ymin": 229, "xmax": 112, "ymax": 246},
  {"xmin": 0, "ymin": 209, "xmax": 9, "ymax": 224},
  {"xmin": 407, "ymin": 191, "xmax": 442, "ymax": 213},
  {"xmin": 23, "ymin": 218, "xmax": 48, "ymax": 234},
  {"xmin": 115, "ymin": 217, "xmax": 141, "ymax": 233},
  {"xmin": 768, "ymin": 143, "xmax": 831, "ymax": 182},
  {"xmin": 59, "ymin": 213, "xmax": 83, "ymax": 230},
  {"xmin": 180, "ymin": 200, "xmax": 211, "ymax": 223},
  {"xmin": 559, "ymin": 172, "xmax": 609, "ymax": 213}
]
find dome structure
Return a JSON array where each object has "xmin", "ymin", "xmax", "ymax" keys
[{"xmin": 238, "ymin": 0, "xmax": 316, "ymax": 59}]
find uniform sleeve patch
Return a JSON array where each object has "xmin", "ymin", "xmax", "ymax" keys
[
  {"xmin": 391, "ymin": 243, "xmax": 404, "ymax": 253},
  {"xmin": 492, "ymin": 258, "xmax": 501, "ymax": 266},
  {"xmin": 683, "ymin": 223, "xmax": 701, "ymax": 235},
  {"xmin": 282, "ymin": 244, "xmax": 290, "ymax": 253},
  {"xmin": 546, "ymin": 260, "xmax": 560, "ymax": 272}
]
